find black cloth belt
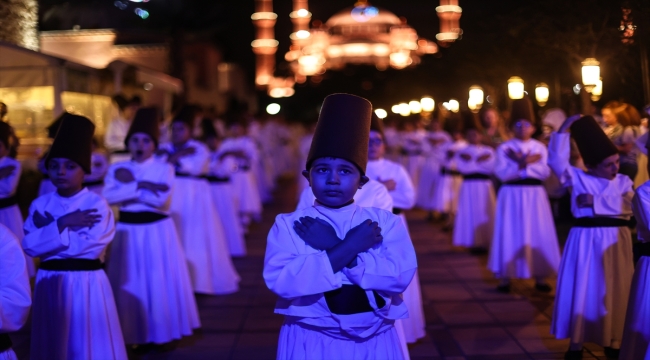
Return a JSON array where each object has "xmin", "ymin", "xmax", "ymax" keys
[
  {"xmin": 504, "ymin": 178, "xmax": 543, "ymax": 186},
  {"xmin": 463, "ymin": 173, "xmax": 491, "ymax": 180},
  {"xmin": 204, "ymin": 175, "xmax": 231, "ymax": 183},
  {"xmin": 40, "ymin": 259, "xmax": 103, "ymax": 271},
  {"xmin": 574, "ymin": 217, "xmax": 631, "ymax": 228},
  {"xmin": 175, "ymin": 172, "xmax": 205, "ymax": 180},
  {"xmin": 82, "ymin": 180, "xmax": 104, "ymax": 188},
  {"xmin": 392, "ymin": 208, "xmax": 403, "ymax": 215},
  {"xmin": 118, "ymin": 211, "xmax": 168, "ymax": 224},
  {"xmin": 0, "ymin": 196, "xmax": 17, "ymax": 209},
  {"xmin": 635, "ymin": 242, "xmax": 650, "ymax": 260},
  {"xmin": 112, "ymin": 149, "xmax": 130, "ymax": 155},
  {"xmin": 440, "ymin": 167, "xmax": 462, "ymax": 177},
  {"xmin": 0, "ymin": 334, "xmax": 12, "ymax": 352},
  {"xmin": 324, "ymin": 284, "xmax": 386, "ymax": 315}
]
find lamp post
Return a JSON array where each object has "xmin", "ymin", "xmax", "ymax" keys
[
  {"xmin": 507, "ymin": 76, "xmax": 525, "ymax": 100},
  {"xmin": 581, "ymin": 58, "xmax": 600, "ymax": 93},
  {"xmin": 535, "ymin": 83, "xmax": 549, "ymax": 107}
]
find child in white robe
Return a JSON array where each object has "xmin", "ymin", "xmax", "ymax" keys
[
  {"xmin": 453, "ymin": 115, "xmax": 496, "ymax": 252},
  {"xmin": 264, "ymin": 94, "xmax": 417, "ymax": 360},
  {"xmin": 416, "ymin": 119, "xmax": 452, "ymax": 212},
  {"xmin": 0, "ymin": 223, "xmax": 31, "ymax": 360},
  {"xmin": 296, "ymin": 179, "xmax": 393, "ymax": 211},
  {"xmin": 83, "ymin": 139, "xmax": 109, "ymax": 195},
  {"xmin": 158, "ymin": 107, "xmax": 240, "ymax": 295},
  {"xmin": 104, "ymin": 107, "xmax": 200, "ymax": 348},
  {"xmin": 487, "ymin": 98, "xmax": 560, "ymax": 293},
  {"xmin": 399, "ymin": 118, "xmax": 426, "ymax": 186},
  {"xmin": 548, "ymin": 115, "xmax": 634, "ymax": 359},
  {"xmin": 22, "ymin": 114, "xmax": 127, "ymax": 360}
]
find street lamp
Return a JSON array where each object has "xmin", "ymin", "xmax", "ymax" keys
[
  {"xmin": 421, "ymin": 97, "xmax": 435, "ymax": 112},
  {"xmin": 581, "ymin": 58, "xmax": 600, "ymax": 92},
  {"xmin": 448, "ymin": 99, "xmax": 460, "ymax": 113},
  {"xmin": 398, "ymin": 103, "xmax": 411, "ymax": 116},
  {"xmin": 508, "ymin": 76, "xmax": 525, "ymax": 99},
  {"xmin": 266, "ymin": 103, "xmax": 281, "ymax": 115},
  {"xmin": 375, "ymin": 108, "xmax": 388, "ymax": 119},
  {"xmin": 468, "ymin": 99, "xmax": 478, "ymax": 112},
  {"xmin": 591, "ymin": 78, "xmax": 603, "ymax": 101},
  {"xmin": 535, "ymin": 83, "xmax": 549, "ymax": 107},
  {"xmin": 468, "ymin": 85, "xmax": 484, "ymax": 109},
  {"xmin": 409, "ymin": 100, "xmax": 422, "ymax": 114}
]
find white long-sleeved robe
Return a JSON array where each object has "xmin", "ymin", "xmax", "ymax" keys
[
  {"xmin": 264, "ymin": 203, "xmax": 417, "ymax": 359},
  {"xmin": 296, "ymin": 179, "xmax": 393, "ymax": 212},
  {"xmin": 0, "ymin": 224, "xmax": 31, "ymax": 360},
  {"xmin": 431, "ymin": 140, "xmax": 467, "ymax": 214},
  {"xmin": 416, "ymin": 131, "xmax": 452, "ymax": 209},
  {"xmin": 546, "ymin": 133, "xmax": 634, "ymax": 346},
  {"xmin": 159, "ymin": 140, "xmax": 240, "ymax": 295},
  {"xmin": 103, "ymin": 157, "xmax": 201, "ymax": 344},
  {"xmin": 453, "ymin": 144, "xmax": 496, "ymax": 248},
  {"xmin": 22, "ymin": 189, "xmax": 126, "ymax": 360},
  {"xmin": 216, "ymin": 137, "xmax": 263, "ymax": 217},
  {"xmin": 487, "ymin": 138, "xmax": 560, "ymax": 279}
]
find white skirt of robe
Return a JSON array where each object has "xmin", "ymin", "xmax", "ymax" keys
[
  {"xmin": 209, "ymin": 183, "xmax": 247, "ymax": 257},
  {"xmin": 38, "ymin": 178, "xmax": 56, "ymax": 196},
  {"xmin": 0, "ymin": 349, "xmax": 17, "ymax": 360},
  {"xmin": 0, "ymin": 205, "xmax": 35, "ymax": 277},
  {"xmin": 551, "ymin": 226, "xmax": 633, "ymax": 346},
  {"xmin": 170, "ymin": 177, "xmax": 240, "ymax": 295},
  {"xmin": 230, "ymin": 171, "xmax": 262, "ymax": 216},
  {"xmin": 277, "ymin": 322, "xmax": 404, "ymax": 360},
  {"xmin": 452, "ymin": 180, "xmax": 496, "ymax": 248},
  {"xmin": 431, "ymin": 174, "xmax": 463, "ymax": 214},
  {"xmin": 30, "ymin": 269, "xmax": 127, "ymax": 360},
  {"xmin": 400, "ymin": 271, "xmax": 426, "ymax": 343},
  {"xmin": 415, "ymin": 159, "xmax": 440, "ymax": 210},
  {"xmin": 621, "ymin": 256, "xmax": 650, "ymax": 360},
  {"xmin": 487, "ymin": 185, "xmax": 560, "ymax": 279},
  {"xmin": 106, "ymin": 217, "xmax": 201, "ymax": 344},
  {"xmin": 402, "ymin": 155, "xmax": 424, "ymax": 188}
]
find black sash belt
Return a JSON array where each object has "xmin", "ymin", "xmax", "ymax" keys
[
  {"xmin": 441, "ymin": 168, "xmax": 462, "ymax": 177},
  {"xmin": 635, "ymin": 242, "xmax": 650, "ymax": 259},
  {"xmin": 324, "ymin": 285, "xmax": 386, "ymax": 315},
  {"xmin": 574, "ymin": 217, "xmax": 630, "ymax": 228},
  {"xmin": 463, "ymin": 173, "xmax": 491, "ymax": 180},
  {"xmin": 504, "ymin": 178, "xmax": 543, "ymax": 186},
  {"xmin": 40, "ymin": 259, "xmax": 103, "ymax": 271},
  {"xmin": 0, "ymin": 334, "xmax": 11, "ymax": 352},
  {"xmin": 392, "ymin": 208, "xmax": 403, "ymax": 215},
  {"xmin": 204, "ymin": 175, "xmax": 230, "ymax": 183},
  {"xmin": 175, "ymin": 172, "xmax": 206, "ymax": 180},
  {"xmin": 113, "ymin": 149, "xmax": 130, "ymax": 155},
  {"xmin": 82, "ymin": 180, "xmax": 104, "ymax": 188},
  {"xmin": 0, "ymin": 196, "xmax": 17, "ymax": 209},
  {"xmin": 118, "ymin": 211, "xmax": 168, "ymax": 224}
]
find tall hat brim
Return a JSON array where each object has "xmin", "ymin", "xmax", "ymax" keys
[
  {"xmin": 570, "ymin": 115, "xmax": 618, "ymax": 167},
  {"xmin": 307, "ymin": 93, "xmax": 372, "ymax": 174},
  {"xmin": 125, "ymin": 107, "xmax": 160, "ymax": 147},
  {"xmin": 46, "ymin": 114, "xmax": 95, "ymax": 174}
]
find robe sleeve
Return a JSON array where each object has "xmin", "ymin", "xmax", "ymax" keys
[
  {"xmin": 102, "ymin": 165, "xmax": 139, "ymax": 205},
  {"xmin": 22, "ymin": 202, "xmax": 71, "ymax": 257},
  {"xmin": 137, "ymin": 165, "xmax": 174, "ymax": 208},
  {"xmin": 180, "ymin": 144, "xmax": 210, "ymax": 176},
  {"xmin": 593, "ymin": 176, "xmax": 634, "ymax": 216},
  {"xmin": 522, "ymin": 144, "xmax": 550, "ymax": 180},
  {"xmin": 633, "ymin": 185, "xmax": 650, "ymax": 241},
  {"xmin": 342, "ymin": 213, "xmax": 417, "ymax": 294},
  {"xmin": 548, "ymin": 132, "xmax": 573, "ymax": 187},
  {"xmin": 371, "ymin": 184, "xmax": 394, "ymax": 212},
  {"xmin": 263, "ymin": 215, "xmax": 341, "ymax": 298},
  {"xmin": 0, "ymin": 160, "xmax": 20, "ymax": 198},
  {"xmin": 494, "ymin": 144, "xmax": 521, "ymax": 182},
  {"xmin": 0, "ymin": 229, "xmax": 31, "ymax": 332},
  {"xmin": 391, "ymin": 166, "xmax": 416, "ymax": 209},
  {"xmin": 476, "ymin": 148, "xmax": 496, "ymax": 173}
]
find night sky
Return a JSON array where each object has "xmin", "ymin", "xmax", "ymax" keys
[{"xmin": 37, "ymin": 0, "xmax": 650, "ymax": 120}]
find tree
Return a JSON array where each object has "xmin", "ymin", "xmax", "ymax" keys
[{"xmin": 0, "ymin": 0, "xmax": 38, "ymax": 50}]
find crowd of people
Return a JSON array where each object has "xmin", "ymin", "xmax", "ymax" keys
[{"xmin": 1, "ymin": 91, "xmax": 650, "ymax": 360}]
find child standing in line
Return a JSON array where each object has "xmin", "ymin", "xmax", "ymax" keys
[
  {"xmin": 104, "ymin": 107, "xmax": 201, "ymax": 350},
  {"xmin": 22, "ymin": 114, "xmax": 126, "ymax": 360},
  {"xmin": 487, "ymin": 97, "xmax": 560, "ymax": 293},
  {"xmin": 453, "ymin": 112, "xmax": 496, "ymax": 253},
  {"xmin": 264, "ymin": 94, "xmax": 417, "ymax": 359}
]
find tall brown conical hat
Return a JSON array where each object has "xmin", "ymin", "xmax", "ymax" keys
[
  {"xmin": 46, "ymin": 114, "xmax": 95, "ymax": 173},
  {"xmin": 46, "ymin": 112, "xmax": 69, "ymax": 139},
  {"xmin": 125, "ymin": 107, "xmax": 160, "ymax": 147},
  {"xmin": 509, "ymin": 97, "xmax": 537, "ymax": 127},
  {"xmin": 172, "ymin": 105, "xmax": 195, "ymax": 128},
  {"xmin": 570, "ymin": 115, "xmax": 619, "ymax": 167},
  {"xmin": 306, "ymin": 94, "xmax": 372, "ymax": 173}
]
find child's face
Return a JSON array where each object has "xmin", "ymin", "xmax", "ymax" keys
[
  {"xmin": 302, "ymin": 157, "xmax": 368, "ymax": 207},
  {"xmin": 128, "ymin": 133, "xmax": 155, "ymax": 162},
  {"xmin": 512, "ymin": 119, "xmax": 535, "ymax": 140},
  {"xmin": 171, "ymin": 122, "xmax": 191, "ymax": 145},
  {"xmin": 47, "ymin": 158, "xmax": 85, "ymax": 193},
  {"xmin": 587, "ymin": 153, "xmax": 620, "ymax": 180},
  {"xmin": 368, "ymin": 131, "xmax": 385, "ymax": 161},
  {"xmin": 466, "ymin": 129, "xmax": 481, "ymax": 145}
]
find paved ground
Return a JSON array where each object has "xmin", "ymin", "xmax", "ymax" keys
[{"xmin": 12, "ymin": 178, "xmax": 614, "ymax": 359}]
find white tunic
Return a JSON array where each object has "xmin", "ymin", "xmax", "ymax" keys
[
  {"xmin": 431, "ymin": 140, "xmax": 467, "ymax": 214},
  {"xmin": 217, "ymin": 137, "xmax": 263, "ymax": 216},
  {"xmin": 0, "ymin": 224, "xmax": 31, "ymax": 360},
  {"xmin": 452, "ymin": 144, "xmax": 496, "ymax": 248},
  {"xmin": 487, "ymin": 138, "xmax": 560, "ymax": 279},
  {"xmin": 159, "ymin": 140, "xmax": 240, "ymax": 295},
  {"xmin": 264, "ymin": 204, "xmax": 417, "ymax": 359},
  {"xmin": 416, "ymin": 131, "xmax": 452, "ymax": 209},
  {"xmin": 0, "ymin": 156, "xmax": 33, "ymax": 276},
  {"xmin": 622, "ymin": 181, "xmax": 650, "ymax": 359},
  {"xmin": 296, "ymin": 180, "xmax": 393, "ymax": 212},
  {"xmin": 22, "ymin": 189, "xmax": 127, "ymax": 360},
  {"xmin": 103, "ymin": 157, "xmax": 201, "ymax": 344},
  {"xmin": 548, "ymin": 133, "xmax": 634, "ymax": 346},
  {"xmin": 399, "ymin": 130, "xmax": 427, "ymax": 186}
]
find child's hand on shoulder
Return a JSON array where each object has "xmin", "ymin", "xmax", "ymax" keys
[
  {"xmin": 33, "ymin": 210, "xmax": 55, "ymax": 229},
  {"xmin": 344, "ymin": 219, "xmax": 383, "ymax": 252},
  {"xmin": 0, "ymin": 165, "xmax": 16, "ymax": 179},
  {"xmin": 293, "ymin": 216, "xmax": 340, "ymax": 250}
]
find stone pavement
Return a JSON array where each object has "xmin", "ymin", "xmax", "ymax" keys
[{"xmin": 11, "ymin": 179, "xmax": 613, "ymax": 359}]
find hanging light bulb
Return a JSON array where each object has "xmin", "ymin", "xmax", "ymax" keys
[
  {"xmin": 581, "ymin": 58, "xmax": 600, "ymax": 92},
  {"xmin": 507, "ymin": 76, "xmax": 525, "ymax": 99},
  {"xmin": 535, "ymin": 83, "xmax": 550, "ymax": 107},
  {"xmin": 409, "ymin": 100, "xmax": 422, "ymax": 114},
  {"xmin": 468, "ymin": 85, "xmax": 484, "ymax": 109},
  {"xmin": 420, "ymin": 97, "xmax": 435, "ymax": 112}
]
